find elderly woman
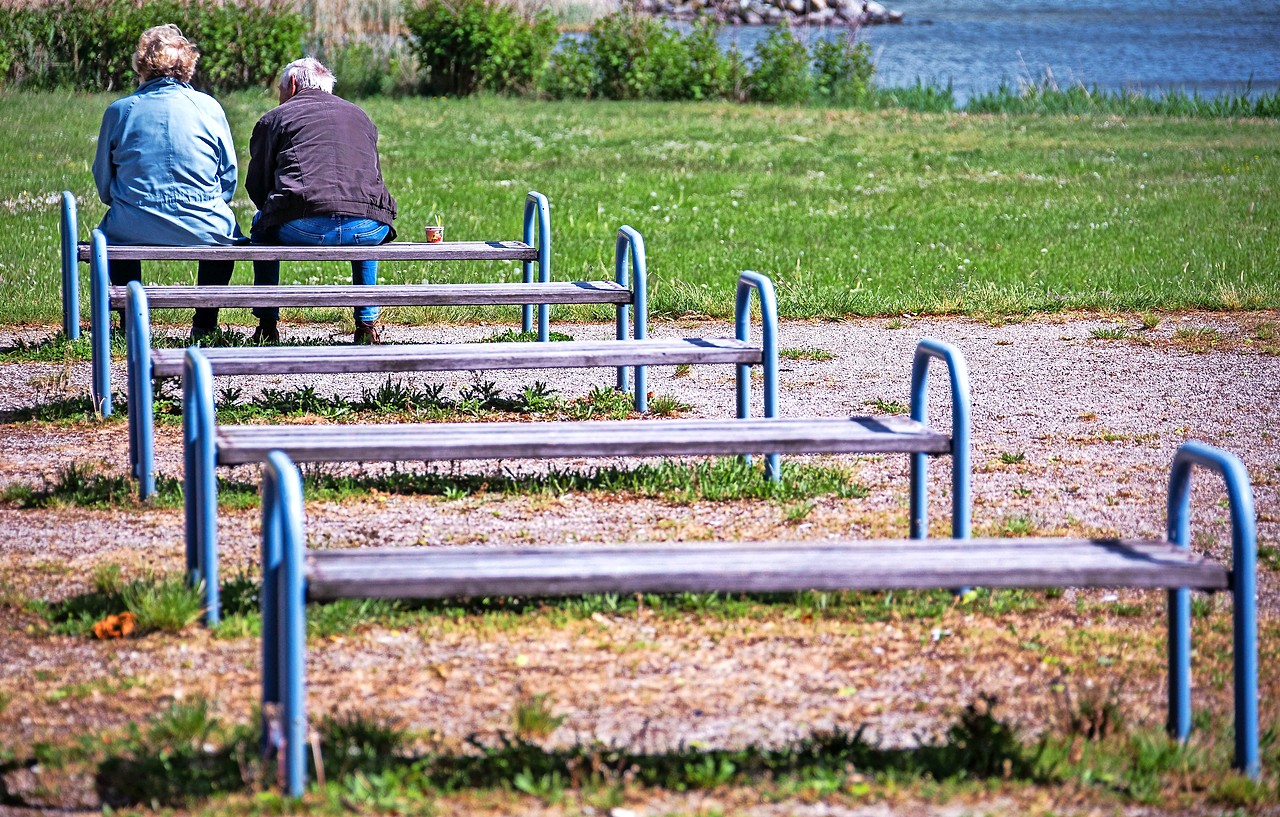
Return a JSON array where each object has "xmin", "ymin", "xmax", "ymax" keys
[{"xmin": 92, "ymin": 24, "xmax": 244, "ymax": 338}]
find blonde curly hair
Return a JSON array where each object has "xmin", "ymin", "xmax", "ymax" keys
[{"xmin": 132, "ymin": 24, "xmax": 199, "ymax": 84}]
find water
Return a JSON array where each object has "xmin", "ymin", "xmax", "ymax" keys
[{"xmin": 712, "ymin": 0, "xmax": 1280, "ymax": 105}]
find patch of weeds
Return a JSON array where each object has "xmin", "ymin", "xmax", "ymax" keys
[
  {"xmin": 567, "ymin": 386, "xmax": 633, "ymax": 420},
  {"xmin": 1001, "ymin": 515, "xmax": 1036, "ymax": 535},
  {"xmin": 674, "ymin": 363, "xmax": 692, "ymax": 378},
  {"xmin": 95, "ymin": 700, "xmax": 261, "ymax": 807},
  {"xmin": 1012, "ymin": 486, "xmax": 1033, "ymax": 497},
  {"xmin": 1253, "ymin": 321, "xmax": 1278, "ymax": 341},
  {"xmin": 309, "ymin": 598, "xmax": 406, "ymax": 639},
  {"xmin": 5, "ymin": 393, "xmax": 116, "ymax": 423},
  {"xmin": 1050, "ymin": 672, "xmax": 1126, "ymax": 745},
  {"xmin": 516, "ymin": 381, "xmax": 560, "ymax": 413},
  {"xmin": 1137, "ymin": 312, "xmax": 1162, "ymax": 330},
  {"xmin": 865, "ymin": 398, "xmax": 909, "ymax": 415},
  {"xmin": 317, "ymin": 711, "xmax": 410, "ymax": 780},
  {"xmin": 0, "ymin": 331, "xmax": 97, "ymax": 363},
  {"xmin": 1090, "ymin": 326, "xmax": 1128, "ymax": 340},
  {"xmin": 1171, "ymin": 326, "xmax": 1222, "ymax": 352},
  {"xmin": 513, "ymin": 690, "xmax": 566, "ymax": 739},
  {"xmin": 0, "ymin": 690, "xmax": 10, "ymax": 716},
  {"xmin": 784, "ymin": 499, "xmax": 816, "ymax": 523},
  {"xmin": 1209, "ymin": 774, "xmax": 1274, "ymax": 809},
  {"xmin": 884, "ymin": 318, "xmax": 906, "ymax": 329},
  {"xmin": 1257, "ymin": 545, "xmax": 1280, "ymax": 572},
  {"xmin": 779, "ymin": 347, "xmax": 835, "ymax": 361},
  {"xmin": 646, "ymin": 394, "xmax": 692, "ymax": 417},
  {"xmin": 0, "ymin": 463, "xmax": 190, "ymax": 510},
  {"xmin": 123, "ymin": 578, "xmax": 203, "ymax": 633},
  {"xmin": 480, "ymin": 329, "xmax": 574, "ymax": 343},
  {"xmin": 999, "ymin": 451, "xmax": 1027, "ymax": 465},
  {"xmin": 360, "ymin": 378, "xmax": 450, "ymax": 413},
  {"xmin": 34, "ymin": 569, "xmax": 202, "ymax": 637}
]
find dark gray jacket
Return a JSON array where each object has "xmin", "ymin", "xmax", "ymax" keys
[{"xmin": 247, "ymin": 88, "xmax": 397, "ymax": 238}]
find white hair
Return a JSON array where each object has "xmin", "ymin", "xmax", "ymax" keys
[{"xmin": 279, "ymin": 57, "xmax": 335, "ymax": 94}]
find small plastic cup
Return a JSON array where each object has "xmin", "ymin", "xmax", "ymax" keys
[{"xmin": 424, "ymin": 225, "xmax": 444, "ymax": 243}]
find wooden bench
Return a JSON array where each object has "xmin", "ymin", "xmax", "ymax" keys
[
  {"xmin": 182, "ymin": 337, "xmax": 971, "ymax": 624},
  {"xmin": 58, "ymin": 190, "xmax": 557, "ymax": 414},
  {"xmin": 256, "ymin": 441, "xmax": 1260, "ymax": 795},
  {"xmin": 126, "ymin": 261, "xmax": 770, "ymax": 501}
]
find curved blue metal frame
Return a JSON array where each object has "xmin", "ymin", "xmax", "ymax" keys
[
  {"xmin": 183, "ymin": 347, "xmax": 220, "ymax": 624},
  {"xmin": 262, "ymin": 450, "xmax": 309, "ymax": 797},
  {"xmin": 1165, "ymin": 441, "xmax": 1258, "ymax": 778},
  {"xmin": 734, "ymin": 271, "xmax": 780, "ymax": 479},
  {"xmin": 60, "ymin": 192, "xmax": 80, "ymax": 340},
  {"xmin": 521, "ymin": 192, "xmax": 551, "ymax": 341},
  {"xmin": 90, "ymin": 229, "xmax": 112, "ymax": 417},
  {"xmin": 614, "ymin": 226, "xmax": 650, "ymax": 411},
  {"xmin": 909, "ymin": 339, "xmax": 972, "ymax": 542},
  {"xmin": 125, "ymin": 282, "xmax": 155, "ymax": 499}
]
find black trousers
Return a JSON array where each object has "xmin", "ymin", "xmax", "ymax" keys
[{"xmin": 109, "ymin": 258, "xmax": 235, "ymax": 332}]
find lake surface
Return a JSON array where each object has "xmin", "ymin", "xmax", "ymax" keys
[{"xmin": 711, "ymin": 0, "xmax": 1280, "ymax": 105}]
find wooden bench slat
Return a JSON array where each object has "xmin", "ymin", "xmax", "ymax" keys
[
  {"xmin": 215, "ymin": 416, "xmax": 952, "ymax": 465},
  {"xmin": 304, "ymin": 539, "xmax": 1230, "ymax": 600},
  {"xmin": 151, "ymin": 338, "xmax": 761, "ymax": 377},
  {"xmin": 79, "ymin": 241, "xmax": 538, "ymax": 263},
  {"xmin": 109, "ymin": 282, "xmax": 631, "ymax": 309}
]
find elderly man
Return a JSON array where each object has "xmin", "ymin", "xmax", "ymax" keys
[{"xmin": 247, "ymin": 57, "xmax": 397, "ymax": 344}]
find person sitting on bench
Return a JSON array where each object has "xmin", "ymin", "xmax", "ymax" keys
[
  {"xmin": 92, "ymin": 24, "xmax": 245, "ymax": 340},
  {"xmin": 246, "ymin": 57, "xmax": 398, "ymax": 345}
]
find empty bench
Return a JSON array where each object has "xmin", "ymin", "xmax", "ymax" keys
[
  {"xmin": 58, "ymin": 190, "xmax": 557, "ymax": 414},
  {"xmin": 257, "ymin": 441, "xmax": 1260, "ymax": 795},
  {"xmin": 126, "ymin": 246, "xmax": 764, "ymax": 500},
  {"xmin": 182, "ymin": 337, "xmax": 971, "ymax": 624}
]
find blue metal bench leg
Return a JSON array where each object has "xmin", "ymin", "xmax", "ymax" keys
[
  {"xmin": 184, "ymin": 349, "xmax": 220, "ymax": 624},
  {"xmin": 60, "ymin": 192, "xmax": 80, "ymax": 340},
  {"xmin": 89, "ymin": 229, "xmax": 112, "ymax": 417},
  {"xmin": 909, "ymin": 340, "xmax": 972, "ymax": 541},
  {"xmin": 262, "ymin": 451, "xmax": 308, "ymax": 795},
  {"xmin": 735, "ymin": 271, "xmax": 780, "ymax": 479},
  {"xmin": 523, "ymin": 192, "xmax": 551, "ymax": 341},
  {"xmin": 615, "ymin": 227, "xmax": 649, "ymax": 411},
  {"xmin": 1166, "ymin": 442, "xmax": 1259, "ymax": 778},
  {"xmin": 126, "ymin": 283, "xmax": 155, "ymax": 499}
]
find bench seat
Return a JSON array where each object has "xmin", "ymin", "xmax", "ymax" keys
[
  {"xmin": 79, "ymin": 240, "xmax": 538, "ymax": 264},
  {"xmin": 305, "ymin": 538, "xmax": 1231, "ymax": 601},
  {"xmin": 110, "ymin": 281, "xmax": 629, "ymax": 310},
  {"xmin": 214, "ymin": 416, "xmax": 950, "ymax": 466}
]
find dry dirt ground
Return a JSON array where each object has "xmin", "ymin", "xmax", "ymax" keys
[{"xmin": 0, "ymin": 310, "xmax": 1278, "ymax": 815}]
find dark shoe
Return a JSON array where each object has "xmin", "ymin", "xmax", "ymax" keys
[
  {"xmin": 252, "ymin": 320, "xmax": 280, "ymax": 344},
  {"xmin": 354, "ymin": 321, "xmax": 382, "ymax": 345}
]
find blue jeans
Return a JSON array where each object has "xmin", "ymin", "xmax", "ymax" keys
[{"xmin": 252, "ymin": 214, "xmax": 391, "ymax": 323}]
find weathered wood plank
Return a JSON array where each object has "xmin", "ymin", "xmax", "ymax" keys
[
  {"xmin": 108, "ymin": 282, "xmax": 632, "ymax": 309},
  {"xmin": 151, "ymin": 338, "xmax": 762, "ymax": 378},
  {"xmin": 305, "ymin": 539, "xmax": 1230, "ymax": 600},
  {"xmin": 215, "ymin": 416, "xmax": 952, "ymax": 465},
  {"xmin": 79, "ymin": 240, "xmax": 537, "ymax": 263}
]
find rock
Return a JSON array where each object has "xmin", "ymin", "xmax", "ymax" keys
[
  {"xmin": 744, "ymin": 10, "xmax": 763, "ymax": 24},
  {"xmin": 786, "ymin": 0, "xmax": 805, "ymax": 13}
]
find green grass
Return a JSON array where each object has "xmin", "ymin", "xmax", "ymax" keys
[{"xmin": 2, "ymin": 92, "xmax": 1278, "ymax": 325}]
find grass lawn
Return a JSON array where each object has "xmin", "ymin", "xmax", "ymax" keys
[{"xmin": 0, "ymin": 91, "xmax": 1276, "ymax": 326}]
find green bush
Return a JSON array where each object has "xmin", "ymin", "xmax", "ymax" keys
[
  {"xmin": 680, "ymin": 20, "xmax": 742, "ymax": 102},
  {"xmin": 542, "ymin": 40, "xmax": 597, "ymax": 100},
  {"xmin": 745, "ymin": 25, "xmax": 811, "ymax": 104},
  {"xmin": 587, "ymin": 9, "xmax": 680, "ymax": 100},
  {"xmin": 404, "ymin": 0, "xmax": 557, "ymax": 96},
  {"xmin": 0, "ymin": 0, "xmax": 304, "ymax": 93},
  {"xmin": 320, "ymin": 38, "xmax": 420, "ymax": 98},
  {"xmin": 811, "ymin": 33, "xmax": 872, "ymax": 106}
]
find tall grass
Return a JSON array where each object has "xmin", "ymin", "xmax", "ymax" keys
[{"xmin": 1, "ymin": 91, "xmax": 1277, "ymax": 325}]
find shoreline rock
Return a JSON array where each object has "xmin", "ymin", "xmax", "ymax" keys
[{"xmin": 635, "ymin": 0, "xmax": 903, "ymax": 28}]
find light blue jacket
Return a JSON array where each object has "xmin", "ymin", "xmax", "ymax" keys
[{"xmin": 93, "ymin": 77, "xmax": 244, "ymax": 246}]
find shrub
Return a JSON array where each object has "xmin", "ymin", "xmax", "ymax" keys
[
  {"xmin": 811, "ymin": 33, "xmax": 872, "ymax": 106},
  {"xmin": 319, "ymin": 38, "xmax": 420, "ymax": 98},
  {"xmin": 587, "ymin": 8, "xmax": 679, "ymax": 100},
  {"xmin": 677, "ymin": 19, "xmax": 739, "ymax": 101},
  {"xmin": 0, "ymin": 0, "xmax": 304, "ymax": 93},
  {"xmin": 745, "ymin": 25, "xmax": 811, "ymax": 104},
  {"xmin": 542, "ymin": 39, "xmax": 596, "ymax": 99},
  {"xmin": 404, "ymin": 0, "xmax": 557, "ymax": 96}
]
